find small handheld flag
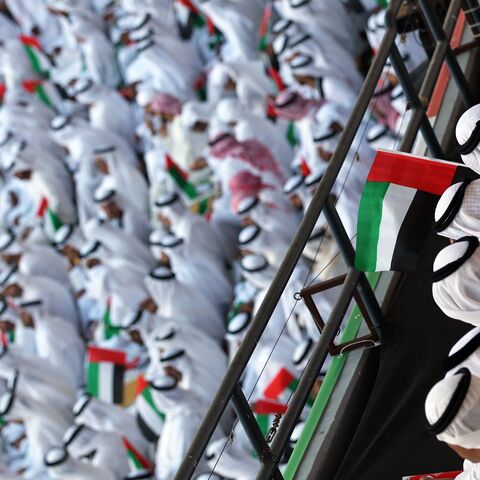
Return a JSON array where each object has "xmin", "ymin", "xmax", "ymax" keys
[
  {"xmin": 87, "ymin": 346, "xmax": 126, "ymax": 405},
  {"xmin": 355, "ymin": 150, "xmax": 466, "ymax": 272}
]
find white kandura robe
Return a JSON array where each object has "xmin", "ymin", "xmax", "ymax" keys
[{"xmin": 144, "ymin": 274, "xmax": 225, "ymax": 342}]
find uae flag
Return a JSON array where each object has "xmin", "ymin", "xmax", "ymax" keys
[
  {"xmin": 402, "ymin": 473, "xmax": 463, "ymax": 480},
  {"xmin": 122, "ymin": 437, "xmax": 153, "ymax": 473},
  {"xmin": 87, "ymin": 346, "xmax": 125, "ymax": 405},
  {"xmin": 19, "ymin": 35, "xmax": 51, "ymax": 78},
  {"xmin": 252, "ymin": 399, "xmax": 287, "ymax": 436},
  {"xmin": 135, "ymin": 380, "xmax": 165, "ymax": 442},
  {"xmin": 37, "ymin": 197, "xmax": 63, "ymax": 238},
  {"xmin": 355, "ymin": 150, "xmax": 465, "ymax": 272},
  {"xmin": 165, "ymin": 154, "xmax": 198, "ymax": 200},
  {"xmin": 264, "ymin": 367, "xmax": 314, "ymax": 407},
  {"xmin": 258, "ymin": 2, "xmax": 273, "ymax": 51}
]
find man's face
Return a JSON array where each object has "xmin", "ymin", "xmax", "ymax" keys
[
  {"xmin": 0, "ymin": 320, "xmax": 15, "ymax": 333},
  {"xmin": 139, "ymin": 297, "xmax": 158, "ymax": 314},
  {"xmin": 85, "ymin": 258, "xmax": 101, "ymax": 269},
  {"xmin": 289, "ymin": 193, "xmax": 303, "ymax": 211},
  {"xmin": 191, "ymin": 121, "xmax": 208, "ymax": 133},
  {"xmin": 157, "ymin": 212, "xmax": 171, "ymax": 229},
  {"xmin": 19, "ymin": 310, "xmax": 34, "ymax": 328},
  {"xmin": 101, "ymin": 200, "xmax": 122, "ymax": 220},
  {"xmin": 94, "ymin": 157, "xmax": 109, "ymax": 175},
  {"xmin": 449, "ymin": 442, "xmax": 480, "ymax": 463},
  {"xmin": 1, "ymin": 253, "xmax": 20, "ymax": 265},
  {"xmin": 293, "ymin": 74, "xmax": 315, "ymax": 89},
  {"xmin": 13, "ymin": 170, "xmax": 32, "ymax": 181},
  {"xmin": 2, "ymin": 283, "xmax": 22, "ymax": 298},
  {"xmin": 61, "ymin": 245, "xmax": 80, "ymax": 267},
  {"xmin": 317, "ymin": 146, "xmax": 333, "ymax": 162}
]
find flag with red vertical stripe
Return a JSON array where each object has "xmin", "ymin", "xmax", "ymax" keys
[{"xmin": 355, "ymin": 150, "xmax": 467, "ymax": 272}]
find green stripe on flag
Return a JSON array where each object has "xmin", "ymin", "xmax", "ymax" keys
[
  {"xmin": 127, "ymin": 450, "xmax": 143, "ymax": 470},
  {"xmin": 23, "ymin": 45, "xmax": 44, "ymax": 76},
  {"xmin": 256, "ymin": 414, "xmax": 270, "ymax": 436},
  {"xmin": 355, "ymin": 182, "xmax": 390, "ymax": 272},
  {"xmin": 35, "ymin": 85, "xmax": 54, "ymax": 108},
  {"xmin": 168, "ymin": 168, "xmax": 198, "ymax": 199},
  {"xmin": 143, "ymin": 387, "xmax": 166, "ymax": 421},
  {"xmin": 103, "ymin": 309, "xmax": 121, "ymax": 340},
  {"xmin": 47, "ymin": 208, "xmax": 62, "ymax": 231},
  {"xmin": 87, "ymin": 362, "xmax": 100, "ymax": 398},
  {"xmin": 288, "ymin": 379, "xmax": 314, "ymax": 407},
  {"xmin": 286, "ymin": 122, "xmax": 298, "ymax": 148}
]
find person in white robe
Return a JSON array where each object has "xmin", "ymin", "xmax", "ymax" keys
[
  {"xmin": 149, "ymin": 231, "xmax": 232, "ymax": 313},
  {"xmin": 426, "ymin": 370, "xmax": 480, "ymax": 480},
  {"xmin": 44, "ymin": 446, "xmax": 117, "ymax": 480},
  {"xmin": 144, "ymin": 266, "xmax": 225, "ymax": 342},
  {"xmin": 63, "ymin": 423, "xmax": 131, "ymax": 480},
  {"xmin": 434, "ymin": 180, "xmax": 480, "ymax": 241},
  {"xmin": 432, "ymin": 238, "xmax": 480, "ymax": 326}
]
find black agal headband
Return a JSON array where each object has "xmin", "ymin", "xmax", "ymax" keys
[
  {"xmin": 433, "ymin": 179, "xmax": 472, "ymax": 233},
  {"xmin": 443, "ymin": 331, "xmax": 480, "ymax": 372},
  {"xmin": 456, "ymin": 121, "xmax": 480, "ymax": 155},
  {"xmin": 427, "ymin": 367, "xmax": 471, "ymax": 435},
  {"xmin": 431, "ymin": 236, "xmax": 479, "ymax": 283}
]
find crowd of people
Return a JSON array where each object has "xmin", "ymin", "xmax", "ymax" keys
[
  {"xmin": 425, "ymin": 103, "xmax": 480, "ymax": 480},
  {"xmin": 0, "ymin": 0, "xmax": 430, "ymax": 478}
]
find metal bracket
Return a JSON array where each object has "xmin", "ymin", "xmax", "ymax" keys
[{"xmin": 298, "ymin": 274, "xmax": 381, "ymax": 356}]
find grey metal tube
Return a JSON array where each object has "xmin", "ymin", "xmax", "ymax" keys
[
  {"xmin": 256, "ymin": 269, "xmax": 362, "ymax": 479},
  {"xmin": 323, "ymin": 199, "xmax": 384, "ymax": 339},
  {"xmin": 231, "ymin": 383, "xmax": 283, "ymax": 479},
  {"xmin": 419, "ymin": 0, "xmax": 475, "ymax": 107},
  {"xmin": 174, "ymin": 2, "xmax": 403, "ymax": 478},
  {"xmin": 401, "ymin": 0, "xmax": 463, "ymax": 154},
  {"xmin": 389, "ymin": 43, "xmax": 445, "ymax": 158}
]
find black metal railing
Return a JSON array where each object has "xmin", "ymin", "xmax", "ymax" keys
[{"xmin": 174, "ymin": 1, "xmax": 476, "ymax": 478}]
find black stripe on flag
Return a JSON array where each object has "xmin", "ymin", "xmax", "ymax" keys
[
  {"xmin": 113, "ymin": 365, "xmax": 125, "ymax": 405},
  {"xmin": 390, "ymin": 190, "xmax": 439, "ymax": 272},
  {"xmin": 136, "ymin": 413, "xmax": 159, "ymax": 443}
]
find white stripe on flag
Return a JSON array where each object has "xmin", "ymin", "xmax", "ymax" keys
[
  {"xmin": 99, "ymin": 363, "xmax": 114, "ymax": 403},
  {"xmin": 376, "ymin": 184, "xmax": 417, "ymax": 271}
]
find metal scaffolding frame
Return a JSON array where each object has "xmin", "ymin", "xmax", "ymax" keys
[{"xmin": 174, "ymin": 1, "xmax": 476, "ymax": 478}]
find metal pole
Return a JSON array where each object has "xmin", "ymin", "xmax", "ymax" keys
[
  {"xmin": 231, "ymin": 384, "xmax": 284, "ymax": 480},
  {"xmin": 419, "ymin": 0, "xmax": 475, "ymax": 107},
  {"xmin": 174, "ymin": 2, "xmax": 403, "ymax": 478},
  {"xmin": 462, "ymin": 0, "xmax": 480, "ymax": 35},
  {"xmin": 388, "ymin": 44, "xmax": 445, "ymax": 158},
  {"xmin": 257, "ymin": 269, "xmax": 362, "ymax": 479},
  {"xmin": 401, "ymin": 0, "xmax": 463, "ymax": 154},
  {"xmin": 323, "ymin": 199, "xmax": 384, "ymax": 340}
]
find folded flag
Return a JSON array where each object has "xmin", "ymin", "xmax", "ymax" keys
[
  {"xmin": 37, "ymin": 197, "xmax": 63, "ymax": 238},
  {"xmin": 165, "ymin": 154, "xmax": 198, "ymax": 200},
  {"xmin": 87, "ymin": 346, "xmax": 126, "ymax": 405},
  {"xmin": 19, "ymin": 35, "xmax": 51, "ymax": 78},
  {"xmin": 135, "ymin": 381, "xmax": 166, "ymax": 442},
  {"xmin": 264, "ymin": 367, "xmax": 314, "ymax": 407},
  {"xmin": 122, "ymin": 437, "xmax": 153, "ymax": 473},
  {"xmin": 355, "ymin": 150, "xmax": 466, "ymax": 272},
  {"xmin": 252, "ymin": 399, "xmax": 287, "ymax": 435},
  {"xmin": 258, "ymin": 2, "xmax": 273, "ymax": 51},
  {"xmin": 402, "ymin": 473, "xmax": 463, "ymax": 480}
]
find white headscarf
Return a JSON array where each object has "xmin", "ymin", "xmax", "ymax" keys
[
  {"xmin": 73, "ymin": 395, "xmax": 149, "ymax": 456},
  {"xmin": 435, "ymin": 180, "xmax": 480, "ymax": 240},
  {"xmin": 45, "ymin": 446, "xmax": 117, "ymax": 480},
  {"xmin": 445, "ymin": 327, "xmax": 480, "ymax": 378},
  {"xmin": 149, "ymin": 232, "xmax": 232, "ymax": 310},
  {"xmin": 425, "ymin": 371, "xmax": 480, "ymax": 448},
  {"xmin": 144, "ymin": 268, "xmax": 225, "ymax": 342},
  {"xmin": 456, "ymin": 104, "xmax": 480, "ymax": 174},
  {"xmin": 432, "ymin": 239, "xmax": 480, "ymax": 325}
]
